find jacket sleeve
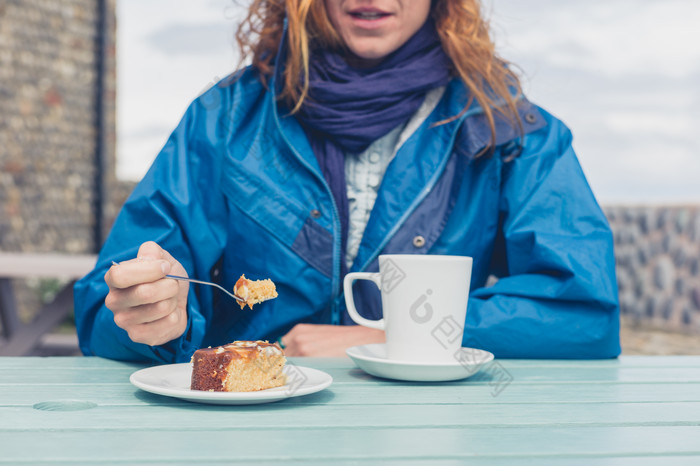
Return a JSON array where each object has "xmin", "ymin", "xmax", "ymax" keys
[
  {"xmin": 74, "ymin": 99, "xmax": 229, "ymax": 363},
  {"xmin": 464, "ymin": 110, "xmax": 620, "ymax": 359}
]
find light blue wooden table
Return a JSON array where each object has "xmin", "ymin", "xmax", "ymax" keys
[{"xmin": 1, "ymin": 356, "xmax": 700, "ymax": 464}]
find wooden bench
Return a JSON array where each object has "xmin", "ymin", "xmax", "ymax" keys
[{"xmin": 0, "ymin": 253, "xmax": 96, "ymax": 356}]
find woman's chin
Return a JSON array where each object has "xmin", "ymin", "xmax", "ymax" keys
[{"xmin": 344, "ymin": 45, "xmax": 398, "ymax": 68}]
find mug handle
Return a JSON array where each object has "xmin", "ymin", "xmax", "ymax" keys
[{"xmin": 343, "ymin": 272, "xmax": 384, "ymax": 330}]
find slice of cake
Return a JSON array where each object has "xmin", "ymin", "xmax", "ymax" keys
[
  {"xmin": 234, "ymin": 274, "xmax": 278, "ymax": 309},
  {"xmin": 190, "ymin": 340, "xmax": 286, "ymax": 392}
]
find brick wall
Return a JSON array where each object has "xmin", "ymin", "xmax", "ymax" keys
[{"xmin": 0, "ymin": 0, "xmax": 124, "ymax": 255}]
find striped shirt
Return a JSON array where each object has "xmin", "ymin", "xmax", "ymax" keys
[{"xmin": 344, "ymin": 86, "xmax": 446, "ymax": 269}]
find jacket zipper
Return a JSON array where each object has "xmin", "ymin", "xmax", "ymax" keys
[{"xmin": 269, "ymin": 95, "xmax": 343, "ymax": 325}]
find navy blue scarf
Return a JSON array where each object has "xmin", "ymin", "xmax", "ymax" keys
[{"xmin": 296, "ymin": 20, "xmax": 450, "ymax": 273}]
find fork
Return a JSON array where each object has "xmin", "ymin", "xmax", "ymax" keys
[{"xmin": 110, "ymin": 261, "xmax": 245, "ymax": 303}]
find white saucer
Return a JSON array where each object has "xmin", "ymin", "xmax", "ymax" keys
[
  {"xmin": 346, "ymin": 343, "xmax": 494, "ymax": 382},
  {"xmin": 130, "ymin": 363, "xmax": 332, "ymax": 405}
]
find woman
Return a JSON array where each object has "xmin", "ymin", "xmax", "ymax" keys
[{"xmin": 74, "ymin": 0, "xmax": 620, "ymax": 362}]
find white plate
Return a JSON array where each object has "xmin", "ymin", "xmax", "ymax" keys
[
  {"xmin": 130, "ymin": 363, "xmax": 333, "ymax": 405},
  {"xmin": 346, "ymin": 343, "xmax": 494, "ymax": 382}
]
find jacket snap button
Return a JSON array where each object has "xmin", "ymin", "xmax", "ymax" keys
[
  {"xmin": 413, "ymin": 235, "xmax": 426, "ymax": 248},
  {"xmin": 524, "ymin": 113, "xmax": 537, "ymax": 124},
  {"xmin": 310, "ymin": 209, "xmax": 322, "ymax": 219}
]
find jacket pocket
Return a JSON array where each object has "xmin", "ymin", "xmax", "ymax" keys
[{"xmin": 220, "ymin": 151, "xmax": 333, "ymax": 278}]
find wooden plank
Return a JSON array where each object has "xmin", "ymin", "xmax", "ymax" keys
[
  {"xmin": 3, "ymin": 458, "xmax": 700, "ymax": 466},
  {"xmin": 0, "ymin": 427, "xmax": 699, "ymax": 462},
  {"xmin": 304, "ymin": 356, "xmax": 700, "ymax": 370},
  {"xmin": 2, "ymin": 381, "xmax": 700, "ymax": 407},
  {"xmin": 323, "ymin": 365, "xmax": 700, "ymax": 384},
  {"xmin": 298, "ymin": 356, "xmax": 700, "ymax": 370},
  {"xmin": 3, "ymin": 355, "xmax": 700, "ymax": 371},
  {"xmin": 0, "ymin": 356, "xmax": 144, "ymax": 370},
  {"xmin": 0, "ymin": 253, "xmax": 96, "ymax": 278},
  {"xmin": 2, "ymin": 402, "xmax": 700, "ymax": 431},
  {"xmin": 499, "ymin": 356, "xmax": 700, "ymax": 368},
  {"xmin": 0, "ymin": 356, "xmax": 351, "ymax": 371},
  {"xmin": 4, "ymin": 363, "xmax": 700, "ymax": 385}
]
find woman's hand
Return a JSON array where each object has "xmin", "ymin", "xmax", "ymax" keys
[
  {"xmin": 281, "ymin": 324, "xmax": 385, "ymax": 357},
  {"xmin": 104, "ymin": 241, "xmax": 189, "ymax": 346}
]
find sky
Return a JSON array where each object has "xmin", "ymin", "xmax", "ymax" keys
[{"xmin": 116, "ymin": 0, "xmax": 700, "ymax": 204}]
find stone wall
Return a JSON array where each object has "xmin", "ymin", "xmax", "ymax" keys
[
  {"xmin": 604, "ymin": 206, "xmax": 700, "ymax": 334},
  {"xmin": 0, "ymin": 0, "xmax": 122, "ymax": 255}
]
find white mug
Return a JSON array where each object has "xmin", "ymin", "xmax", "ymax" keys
[{"xmin": 344, "ymin": 254, "xmax": 472, "ymax": 363}]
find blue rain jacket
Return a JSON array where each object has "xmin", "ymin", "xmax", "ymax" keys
[{"xmin": 74, "ymin": 68, "xmax": 620, "ymax": 363}]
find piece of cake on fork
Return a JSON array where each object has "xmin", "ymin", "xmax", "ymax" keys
[
  {"xmin": 190, "ymin": 340, "xmax": 286, "ymax": 392},
  {"xmin": 234, "ymin": 274, "xmax": 278, "ymax": 309}
]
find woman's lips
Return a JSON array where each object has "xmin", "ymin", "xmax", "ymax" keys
[
  {"xmin": 350, "ymin": 11, "xmax": 389, "ymax": 19},
  {"xmin": 347, "ymin": 8, "xmax": 393, "ymax": 28}
]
